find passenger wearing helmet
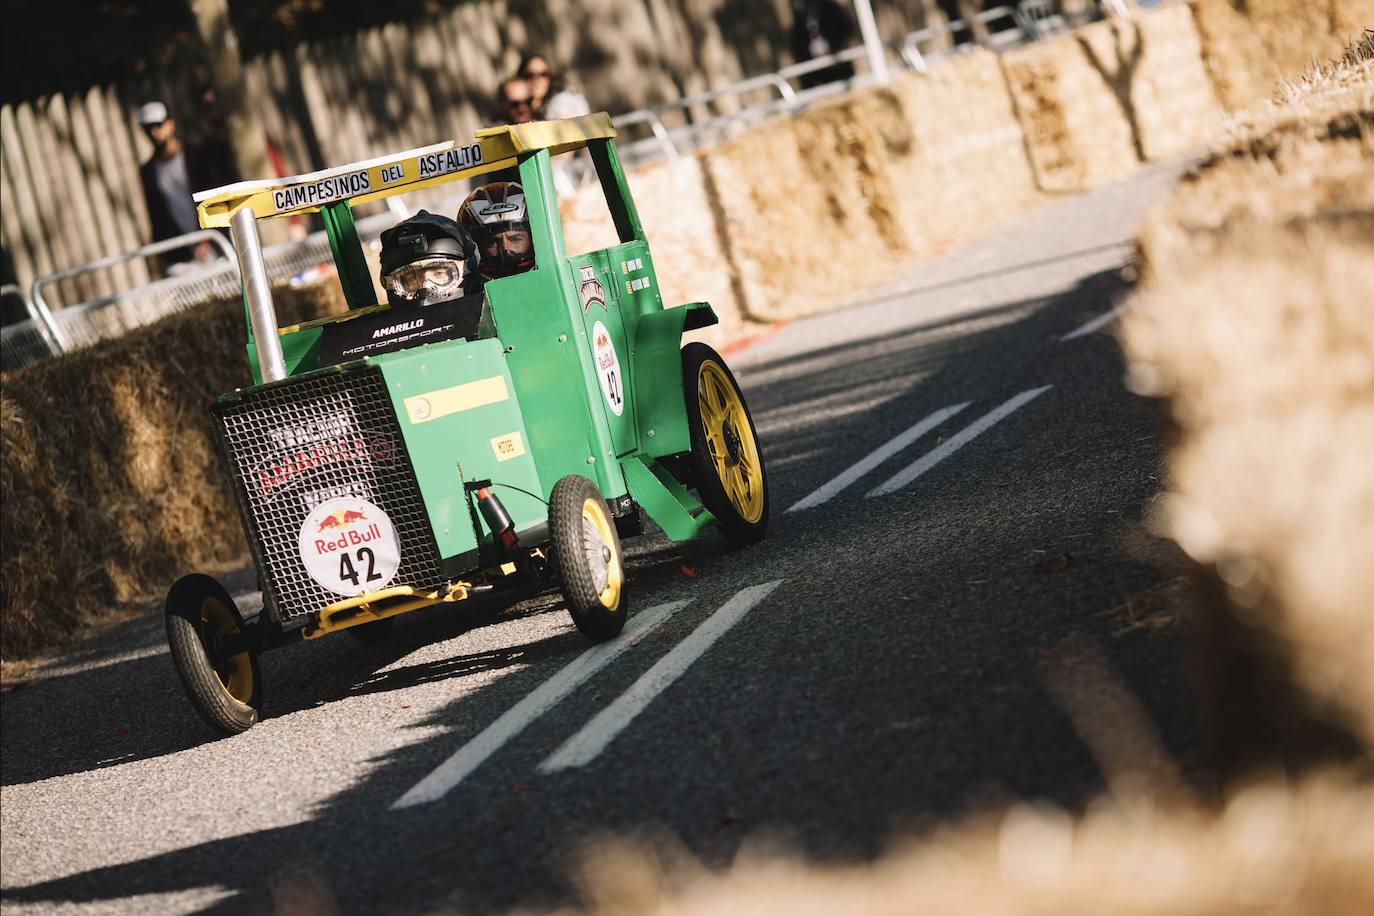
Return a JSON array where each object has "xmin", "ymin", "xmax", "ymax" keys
[
  {"xmin": 458, "ymin": 182, "xmax": 535, "ymax": 280},
  {"xmin": 378, "ymin": 210, "xmax": 482, "ymax": 307}
]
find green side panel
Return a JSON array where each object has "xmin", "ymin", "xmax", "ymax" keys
[
  {"xmin": 374, "ymin": 338, "xmax": 544, "ymax": 560},
  {"xmin": 246, "ymin": 317, "xmax": 332, "ymax": 383},
  {"xmin": 567, "ymin": 249, "xmax": 638, "ymax": 456},
  {"xmin": 633, "ymin": 301, "xmax": 717, "ymax": 458},
  {"xmin": 620, "ymin": 456, "xmax": 714, "ymax": 541},
  {"xmin": 322, "ymin": 201, "xmax": 377, "ymax": 312},
  {"xmin": 483, "ymin": 149, "xmax": 625, "ymax": 502}
]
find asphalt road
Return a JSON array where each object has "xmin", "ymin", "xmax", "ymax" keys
[{"xmin": 1, "ymin": 164, "xmax": 1196, "ymax": 915}]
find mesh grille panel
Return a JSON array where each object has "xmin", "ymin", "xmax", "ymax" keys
[{"xmin": 215, "ymin": 367, "xmax": 444, "ymax": 620}]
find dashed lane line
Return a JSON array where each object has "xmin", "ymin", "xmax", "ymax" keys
[
  {"xmin": 786, "ymin": 402, "xmax": 971, "ymax": 513},
  {"xmin": 867, "ymin": 386, "xmax": 1053, "ymax": 497},
  {"xmin": 1061, "ymin": 303, "xmax": 1129, "ymax": 341},
  {"xmin": 392, "ymin": 599, "xmax": 691, "ymax": 808},
  {"xmin": 539, "ymin": 580, "xmax": 785, "ymax": 773}
]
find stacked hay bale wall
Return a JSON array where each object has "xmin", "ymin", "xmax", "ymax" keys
[
  {"xmin": 0, "ymin": 283, "xmax": 345, "ymax": 659},
  {"xmin": 565, "ymin": 49, "xmax": 1044, "ymax": 330}
]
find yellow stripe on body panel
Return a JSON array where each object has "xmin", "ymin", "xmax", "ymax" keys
[{"xmin": 404, "ymin": 376, "xmax": 509, "ymax": 424}]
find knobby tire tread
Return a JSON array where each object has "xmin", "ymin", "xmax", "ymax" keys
[{"xmin": 550, "ymin": 475, "xmax": 626, "ymax": 642}]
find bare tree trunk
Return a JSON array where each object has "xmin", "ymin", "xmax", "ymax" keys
[
  {"xmin": 916, "ymin": 0, "xmax": 953, "ymax": 52},
  {"xmin": 187, "ymin": 0, "xmax": 272, "ymax": 183},
  {"xmin": 1062, "ymin": 0, "xmax": 1095, "ymax": 29},
  {"xmin": 188, "ymin": 0, "xmax": 285, "ymax": 243},
  {"xmin": 958, "ymin": 0, "xmax": 991, "ymax": 45}
]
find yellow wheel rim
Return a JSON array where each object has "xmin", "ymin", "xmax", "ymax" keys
[
  {"xmin": 697, "ymin": 360, "xmax": 764, "ymax": 524},
  {"xmin": 581, "ymin": 498, "xmax": 623, "ymax": 611},
  {"xmin": 200, "ymin": 597, "xmax": 254, "ymax": 704}
]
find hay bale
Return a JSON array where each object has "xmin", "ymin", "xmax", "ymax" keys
[
  {"xmin": 886, "ymin": 50, "xmax": 1041, "ymax": 254},
  {"xmin": 1191, "ymin": 0, "xmax": 1374, "ymax": 111},
  {"xmin": 1003, "ymin": 23, "xmax": 1142, "ymax": 191},
  {"xmin": 695, "ymin": 96, "xmax": 910, "ymax": 324},
  {"xmin": 0, "ymin": 280, "xmax": 345, "ymax": 660},
  {"xmin": 1004, "ymin": 5, "xmax": 1223, "ymax": 192},
  {"xmin": 1131, "ymin": 4, "xmax": 1226, "ymax": 161}
]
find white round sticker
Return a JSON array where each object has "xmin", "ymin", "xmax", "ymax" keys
[
  {"xmin": 298, "ymin": 497, "xmax": 402, "ymax": 597},
  {"xmin": 591, "ymin": 320, "xmax": 624, "ymax": 417}
]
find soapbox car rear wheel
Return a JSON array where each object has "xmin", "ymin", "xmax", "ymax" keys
[
  {"xmin": 165, "ymin": 574, "xmax": 263, "ymax": 735},
  {"xmin": 550, "ymin": 475, "xmax": 628, "ymax": 642},
  {"xmin": 682, "ymin": 342, "xmax": 769, "ymax": 547}
]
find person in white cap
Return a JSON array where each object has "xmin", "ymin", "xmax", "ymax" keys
[{"xmin": 137, "ymin": 100, "xmax": 236, "ymax": 272}]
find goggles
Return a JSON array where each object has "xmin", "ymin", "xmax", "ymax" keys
[{"xmin": 383, "ymin": 256, "xmax": 466, "ymax": 303}]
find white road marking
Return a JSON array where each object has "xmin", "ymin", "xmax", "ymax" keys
[
  {"xmin": 539, "ymin": 580, "xmax": 785, "ymax": 773},
  {"xmin": 392, "ymin": 599, "xmax": 691, "ymax": 808},
  {"xmin": 1061, "ymin": 303, "xmax": 1129, "ymax": 341},
  {"xmin": 867, "ymin": 386, "xmax": 1053, "ymax": 496},
  {"xmin": 786, "ymin": 402, "xmax": 971, "ymax": 512}
]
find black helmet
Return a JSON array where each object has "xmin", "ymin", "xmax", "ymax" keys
[{"xmin": 378, "ymin": 210, "xmax": 481, "ymax": 306}]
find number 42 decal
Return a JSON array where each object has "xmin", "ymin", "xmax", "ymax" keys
[
  {"xmin": 605, "ymin": 369, "xmax": 622, "ymax": 409},
  {"xmin": 339, "ymin": 547, "xmax": 384, "ymax": 588}
]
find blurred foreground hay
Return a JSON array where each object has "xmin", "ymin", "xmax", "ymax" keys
[
  {"xmin": 554, "ymin": 775, "xmax": 1374, "ymax": 916},
  {"xmin": 0, "ymin": 282, "xmax": 345, "ymax": 661},
  {"xmin": 1122, "ymin": 30, "xmax": 1374, "ymax": 759},
  {"xmin": 1192, "ymin": 0, "xmax": 1374, "ymax": 110}
]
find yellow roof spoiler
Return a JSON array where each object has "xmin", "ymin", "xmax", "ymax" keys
[{"xmin": 194, "ymin": 113, "xmax": 616, "ymax": 228}]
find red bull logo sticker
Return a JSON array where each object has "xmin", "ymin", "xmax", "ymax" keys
[
  {"xmin": 297, "ymin": 497, "xmax": 401, "ymax": 597},
  {"xmin": 591, "ymin": 320, "xmax": 624, "ymax": 417}
]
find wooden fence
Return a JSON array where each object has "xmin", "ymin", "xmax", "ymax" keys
[{"xmin": 0, "ymin": 0, "xmax": 955, "ymax": 308}]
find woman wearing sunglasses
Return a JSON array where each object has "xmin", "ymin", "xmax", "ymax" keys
[{"xmin": 517, "ymin": 52, "xmax": 590, "ymax": 121}]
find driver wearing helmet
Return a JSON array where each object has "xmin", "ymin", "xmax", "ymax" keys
[
  {"xmin": 378, "ymin": 210, "xmax": 482, "ymax": 307},
  {"xmin": 458, "ymin": 181, "xmax": 535, "ymax": 280}
]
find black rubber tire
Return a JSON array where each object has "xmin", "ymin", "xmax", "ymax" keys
[
  {"xmin": 165, "ymin": 574, "xmax": 263, "ymax": 736},
  {"xmin": 549, "ymin": 475, "xmax": 628, "ymax": 642},
  {"xmin": 682, "ymin": 342, "xmax": 770, "ymax": 547},
  {"xmin": 346, "ymin": 617, "xmax": 396, "ymax": 644}
]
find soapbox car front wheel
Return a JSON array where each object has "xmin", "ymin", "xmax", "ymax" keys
[
  {"xmin": 682, "ymin": 342, "xmax": 769, "ymax": 547},
  {"xmin": 165, "ymin": 574, "xmax": 263, "ymax": 736},
  {"xmin": 550, "ymin": 475, "xmax": 628, "ymax": 642}
]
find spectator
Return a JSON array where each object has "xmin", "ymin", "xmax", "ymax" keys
[
  {"xmin": 493, "ymin": 77, "xmax": 536, "ymax": 127},
  {"xmin": 518, "ymin": 53, "xmax": 590, "ymax": 121},
  {"xmin": 137, "ymin": 100, "xmax": 236, "ymax": 273},
  {"xmin": 789, "ymin": 0, "xmax": 857, "ymax": 89}
]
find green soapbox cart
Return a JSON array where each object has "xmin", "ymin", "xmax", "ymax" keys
[{"xmin": 166, "ymin": 114, "xmax": 769, "ymax": 735}]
